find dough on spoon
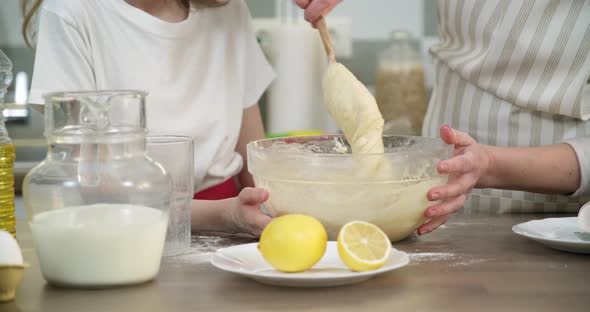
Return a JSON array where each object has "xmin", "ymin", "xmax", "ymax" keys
[{"xmin": 322, "ymin": 62, "xmax": 385, "ymax": 155}]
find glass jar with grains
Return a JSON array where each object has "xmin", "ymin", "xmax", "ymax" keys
[{"xmin": 375, "ymin": 31, "xmax": 427, "ymax": 136}]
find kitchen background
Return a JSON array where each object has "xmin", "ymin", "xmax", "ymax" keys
[{"xmin": 0, "ymin": 0, "xmax": 439, "ymax": 192}]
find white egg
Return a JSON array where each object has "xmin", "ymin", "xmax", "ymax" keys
[{"xmin": 0, "ymin": 231, "xmax": 23, "ymax": 265}]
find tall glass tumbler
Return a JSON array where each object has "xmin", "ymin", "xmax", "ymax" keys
[{"xmin": 147, "ymin": 136, "xmax": 194, "ymax": 257}]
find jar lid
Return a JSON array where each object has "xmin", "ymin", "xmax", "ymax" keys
[
  {"xmin": 390, "ymin": 31, "xmax": 412, "ymax": 41},
  {"xmin": 378, "ymin": 31, "xmax": 422, "ymax": 66}
]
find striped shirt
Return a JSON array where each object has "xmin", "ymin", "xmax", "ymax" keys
[{"xmin": 423, "ymin": 0, "xmax": 590, "ymax": 213}]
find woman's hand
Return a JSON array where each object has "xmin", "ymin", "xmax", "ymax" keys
[
  {"xmin": 418, "ymin": 125, "xmax": 494, "ymax": 235},
  {"xmin": 223, "ymin": 187, "xmax": 272, "ymax": 236},
  {"xmin": 294, "ymin": 0, "xmax": 342, "ymax": 25}
]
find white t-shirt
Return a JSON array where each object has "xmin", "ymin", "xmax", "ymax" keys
[{"xmin": 29, "ymin": 0, "xmax": 275, "ymax": 192}]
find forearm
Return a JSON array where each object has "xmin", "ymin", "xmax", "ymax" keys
[
  {"xmin": 480, "ymin": 144, "xmax": 581, "ymax": 194},
  {"xmin": 190, "ymin": 198, "xmax": 235, "ymax": 232},
  {"xmin": 236, "ymin": 104, "xmax": 265, "ymax": 188}
]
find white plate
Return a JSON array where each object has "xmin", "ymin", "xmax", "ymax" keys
[
  {"xmin": 210, "ymin": 241, "xmax": 409, "ymax": 287},
  {"xmin": 512, "ymin": 217, "xmax": 590, "ymax": 254}
]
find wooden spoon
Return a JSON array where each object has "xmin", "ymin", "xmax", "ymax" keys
[{"xmin": 316, "ymin": 17, "xmax": 336, "ymax": 63}]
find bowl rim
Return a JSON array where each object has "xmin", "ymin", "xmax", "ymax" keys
[{"xmin": 247, "ymin": 134, "xmax": 452, "ymax": 157}]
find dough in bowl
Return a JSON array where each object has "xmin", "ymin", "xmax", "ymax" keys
[{"xmin": 322, "ymin": 62, "xmax": 385, "ymax": 155}]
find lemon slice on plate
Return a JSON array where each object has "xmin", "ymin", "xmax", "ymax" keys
[{"xmin": 337, "ymin": 221, "xmax": 392, "ymax": 272}]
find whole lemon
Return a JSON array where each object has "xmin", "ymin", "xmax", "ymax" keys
[{"xmin": 258, "ymin": 214, "xmax": 327, "ymax": 273}]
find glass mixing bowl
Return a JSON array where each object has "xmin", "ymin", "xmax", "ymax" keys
[{"xmin": 247, "ymin": 135, "xmax": 453, "ymax": 242}]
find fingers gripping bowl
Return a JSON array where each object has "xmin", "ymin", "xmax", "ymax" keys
[{"xmin": 247, "ymin": 135, "xmax": 453, "ymax": 242}]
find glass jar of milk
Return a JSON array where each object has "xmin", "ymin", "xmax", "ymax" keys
[{"xmin": 23, "ymin": 91, "xmax": 172, "ymax": 287}]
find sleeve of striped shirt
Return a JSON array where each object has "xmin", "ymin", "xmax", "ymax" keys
[{"xmin": 566, "ymin": 137, "xmax": 590, "ymax": 197}]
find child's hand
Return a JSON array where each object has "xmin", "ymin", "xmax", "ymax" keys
[
  {"xmin": 224, "ymin": 187, "xmax": 272, "ymax": 236},
  {"xmin": 418, "ymin": 125, "xmax": 493, "ymax": 235}
]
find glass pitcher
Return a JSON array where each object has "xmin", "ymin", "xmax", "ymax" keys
[
  {"xmin": 23, "ymin": 90, "xmax": 172, "ymax": 287},
  {"xmin": 375, "ymin": 31, "xmax": 428, "ymax": 136}
]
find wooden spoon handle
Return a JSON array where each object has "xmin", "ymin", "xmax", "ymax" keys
[{"xmin": 316, "ymin": 16, "xmax": 336, "ymax": 63}]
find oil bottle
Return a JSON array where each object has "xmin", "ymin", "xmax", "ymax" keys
[{"xmin": 0, "ymin": 49, "xmax": 16, "ymax": 237}]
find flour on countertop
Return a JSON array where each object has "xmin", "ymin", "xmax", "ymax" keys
[
  {"xmin": 408, "ymin": 252, "xmax": 456, "ymax": 262},
  {"xmin": 407, "ymin": 251, "xmax": 490, "ymax": 267},
  {"xmin": 164, "ymin": 235, "xmax": 256, "ymax": 265},
  {"xmin": 165, "ymin": 250, "xmax": 213, "ymax": 265},
  {"xmin": 451, "ymin": 258, "xmax": 490, "ymax": 267}
]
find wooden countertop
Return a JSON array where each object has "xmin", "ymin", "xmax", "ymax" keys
[{"xmin": 4, "ymin": 214, "xmax": 589, "ymax": 312}]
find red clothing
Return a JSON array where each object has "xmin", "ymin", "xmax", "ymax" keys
[{"xmin": 194, "ymin": 178, "xmax": 239, "ymax": 200}]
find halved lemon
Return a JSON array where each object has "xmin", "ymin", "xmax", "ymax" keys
[{"xmin": 337, "ymin": 221, "xmax": 392, "ymax": 271}]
